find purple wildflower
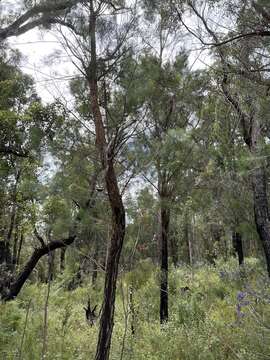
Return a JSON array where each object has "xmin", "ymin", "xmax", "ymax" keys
[{"xmin": 237, "ymin": 291, "xmax": 247, "ymax": 301}]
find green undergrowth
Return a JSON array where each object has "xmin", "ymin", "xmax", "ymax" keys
[{"xmin": 1, "ymin": 257, "xmax": 270, "ymax": 360}]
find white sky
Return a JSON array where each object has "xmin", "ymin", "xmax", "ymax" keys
[
  {"xmin": 9, "ymin": 30, "xmax": 78, "ymax": 103},
  {"xmin": 0, "ymin": 0, "xmax": 76, "ymax": 103},
  {"xmin": 2, "ymin": 0, "xmax": 215, "ymax": 104}
]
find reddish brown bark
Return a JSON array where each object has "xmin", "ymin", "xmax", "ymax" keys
[{"xmin": 87, "ymin": 3, "xmax": 126, "ymax": 359}]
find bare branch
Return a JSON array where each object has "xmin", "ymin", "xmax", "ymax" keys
[{"xmin": 0, "ymin": 0, "xmax": 80, "ymax": 41}]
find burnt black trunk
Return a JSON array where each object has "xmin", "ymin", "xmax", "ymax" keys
[
  {"xmin": 252, "ymin": 166, "xmax": 270, "ymax": 276},
  {"xmin": 12, "ymin": 225, "xmax": 19, "ymax": 270},
  {"xmin": 160, "ymin": 206, "xmax": 170, "ymax": 324},
  {"xmin": 129, "ymin": 286, "xmax": 135, "ymax": 335},
  {"xmin": 2, "ymin": 236, "xmax": 75, "ymax": 301},
  {"xmin": 16, "ymin": 233, "xmax": 24, "ymax": 266},
  {"xmin": 0, "ymin": 241, "xmax": 12, "ymax": 267},
  {"xmin": 232, "ymin": 231, "xmax": 244, "ymax": 265}
]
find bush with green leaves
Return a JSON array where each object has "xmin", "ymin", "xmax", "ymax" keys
[{"xmin": 1, "ymin": 257, "xmax": 270, "ymax": 359}]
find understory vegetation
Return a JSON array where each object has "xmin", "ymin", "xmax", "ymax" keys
[
  {"xmin": 1, "ymin": 258, "xmax": 270, "ymax": 360},
  {"xmin": 2, "ymin": 1, "xmax": 270, "ymax": 359}
]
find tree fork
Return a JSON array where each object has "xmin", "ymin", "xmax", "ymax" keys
[{"xmin": 88, "ymin": 3, "xmax": 126, "ymax": 359}]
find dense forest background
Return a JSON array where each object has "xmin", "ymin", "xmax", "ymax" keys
[{"xmin": 1, "ymin": 0, "xmax": 270, "ymax": 359}]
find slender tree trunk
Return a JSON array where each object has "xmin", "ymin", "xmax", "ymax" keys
[
  {"xmin": 5, "ymin": 170, "xmax": 20, "ymax": 268},
  {"xmin": 92, "ymin": 261, "xmax": 98, "ymax": 288},
  {"xmin": 88, "ymin": 4, "xmax": 126, "ymax": 359},
  {"xmin": 221, "ymin": 67, "xmax": 270, "ymax": 276},
  {"xmin": 17, "ymin": 232, "xmax": 24, "ymax": 266},
  {"xmin": 92, "ymin": 242, "xmax": 99, "ymax": 288},
  {"xmin": 248, "ymin": 115, "xmax": 270, "ymax": 275},
  {"xmin": 159, "ymin": 202, "xmax": 170, "ymax": 324},
  {"xmin": 184, "ymin": 214, "xmax": 193, "ymax": 266},
  {"xmin": 5, "ymin": 209, "xmax": 16, "ymax": 267},
  {"xmin": 129, "ymin": 285, "xmax": 135, "ymax": 335},
  {"xmin": 41, "ymin": 253, "xmax": 52, "ymax": 360},
  {"xmin": 232, "ymin": 231, "xmax": 244, "ymax": 265},
  {"xmin": 170, "ymin": 234, "xmax": 178, "ymax": 267},
  {"xmin": 60, "ymin": 247, "xmax": 66, "ymax": 273},
  {"xmin": 12, "ymin": 223, "xmax": 19, "ymax": 270},
  {"xmin": 49, "ymin": 250, "xmax": 55, "ymax": 281}
]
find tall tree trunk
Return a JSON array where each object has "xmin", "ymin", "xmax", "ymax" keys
[
  {"xmin": 88, "ymin": 4, "xmax": 126, "ymax": 359},
  {"xmin": 159, "ymin": 201, "xmax": 170, "ymax": 324},
  {"xmin": 184, "ymin": 214, "xmax": 193, "ymax": 266},
  {"xmin": 232, "ymin": 231, "xmax": 244, "ymax": 265},
  {"xmin": 5, "ymin": 170, "xmax": 20, "ymax": 269},
  {"xmin": 252, "ymin": 166, "xmax": 270, "ymax": 274},
  {"xmin": 17, "ymin": 232, "xmax": 24, "ymax": 266},
  {"xmin": 221, "ymin": 71, "xmax": 270, "ymax": 275},
  {"xmin": 48, "ymin": 250, "xmax": 55, "ymax": 281},
  {"xmin": 12, "ymin": 223, "xmax": 19, "ymax": 270},
  {"xmin": 249, "ymin": 115, "xmax": 270, "ymax": 275},
  {"xmin": 94, "ymin": 162, "xmax": 125, "ymax": 360}
]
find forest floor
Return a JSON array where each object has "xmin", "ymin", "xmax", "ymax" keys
[{"xmin": 1, "ymin": 257, "xmax": 270, "ymax": 360}]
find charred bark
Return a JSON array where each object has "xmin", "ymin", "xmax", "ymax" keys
[
  {"xmin": 2, "ymin": 235, "xmax": 76, "ymax": 301},
  {"xmin": 232, "ymin": 231, "xmax": 244, "ymax": 266},
  {"xmin": 60, "ymin": 247, "xmax": 66, "ymax": 273},
  {"xmin": 16, "ymin": 233, "xmax": 24, "ymax": 266},
  {"xmin": 0, "ymin": 241, "xmax": 12, "ymax": 266},
  {"xmin": 188, "ymin": 1, "xmax": 270, "ymax": 277},
  {"xmin": 221, "ymin": 60, "xmax": 270, "ymax": 275},
  {"xmin": 159, "ymin": 204, "xmax": 170, "ymax": 324},
  {"xmin": 12, "ymin": 224, "xmax": 19, "ymax": 270},
  {"xmin": 129, "ymin": 286, "xmax": 135, "ymax": 335},
  {"xmin": 252, "ymin": 166, "xmax": 270, "ymax": 275}
]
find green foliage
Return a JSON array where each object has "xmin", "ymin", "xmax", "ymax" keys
[{"xmin": 1, "ymin": 259, "xmax": 270, "ymax": 359}]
